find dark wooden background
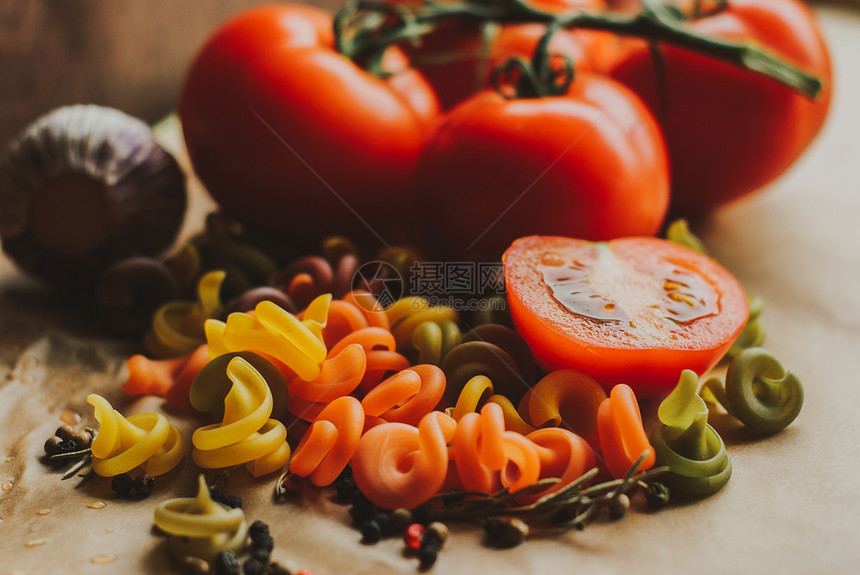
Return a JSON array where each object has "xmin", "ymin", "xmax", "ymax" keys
[{"xmin": 0, "ymin": 0, "xmax": 341, "ymax": 146}]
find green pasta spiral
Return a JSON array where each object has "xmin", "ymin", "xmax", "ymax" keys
[
  {"xmin": 650, "ymin": 370, "xmax": 732, "ymax": 496},
  {"xmin": 702, "ymin": 347, "xmax": 803, "ymax": 433}
]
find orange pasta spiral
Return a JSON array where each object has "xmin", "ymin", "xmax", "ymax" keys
[
  {"xmin": 290, "ymin": 396, "xmax": 365, "ymax": 486},
  {"xmin": 597, "ymin": 384, "xmax": 656, "ymax": 479},
  {"xmin": 352, "ymin": 411, "xmax": 456, "ymax": 509},
  {"xmin": 360, "ymin": 364, "xmax": 446, "ymax": 426}
]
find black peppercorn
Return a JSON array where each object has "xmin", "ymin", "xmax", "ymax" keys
[
  {"xmin": 361, "ymin": 519, "xmax": 382, "ymax": 544},
  {"xmin": 224, "ymin": 494, "xmax": 243, "ymax": 509},
  {"xmin": 373, "ymin": 513, "xmax": 393, "ymax": 537},
  {"xmin": 56, "ymin": 439, "xmax": 80, "ymax": 454},
  {"xmin": 412, "ymin": 504, "xmax": 435, "ymax": 526},
  {"xmin": 349, "ymin": 494, "xmax": 375, "ymax": 526},
  {"xmin": 111, "ymin": 473, "xmax": 136, "ymax": 497},
  {"xmin": 243, "ymin": 558, "xmax": 266, "ymax": 575},
  {"xmin": 252, "ymin": 534, "xmax": 274, "ymax": 553},
  {"xmin": 210, "ymin": 489, "xmax": 226, "ymax": 504},
  {"xmin": 645, "ymin": 482, "xmax": 670, "ymax": 509},
  {"xmin": 267, "ymin": 562, "xmax": 292, "ymax": 575},
  {"xmin": 251, "ymin": 546, "xmax": 271, "ymax": 563},
  {"xmin": 249, "ymin": 520, "xmax": 270, "ymax": 542},
  {"xmin": 335, "ymin": 477, "xmax": 358, "ymax": 503},
  {"xmin": 213, "ymin": 550, "xmax": 241, "ymax": 575},
  {"xmin": 484, "ymin": 519, "xmax": 505, "ymax": 541},
  {"xmin": 133, "ymin": 473, "xmax": 154, "ymax": 497},
  {"xmin": 418, "ymin": 546, "xmax": 439, "ymax": 568}
]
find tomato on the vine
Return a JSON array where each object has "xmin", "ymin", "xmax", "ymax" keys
[
  {"xmin": 397, "ymin": 0, "xmax": 607, "ymax": 109},
  {"xmin": 503, "ymin": 235, "xmax": 748, "ymax": 397},
  {"xmin": 596, "ymin": 0, "xmax": 832, "ymax": 215},
  {"xmin": 180, "ymin": 4, "xmax": 440, "ymax": 245},
  {"xmin": 416, "ymin": 73, "xmax": 669, "ymax": 259}
]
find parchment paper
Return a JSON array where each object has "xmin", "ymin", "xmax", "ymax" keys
[{"xmin": 2, "ymin": 5, "xmax": 860, "ymax": 574}]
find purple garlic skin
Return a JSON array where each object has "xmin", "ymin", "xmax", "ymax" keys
[{"xmin": 0, "ymin": 104, "xmax": 187, "ymax": 293}]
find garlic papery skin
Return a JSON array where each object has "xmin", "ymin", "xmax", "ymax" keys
[{"xmin": 0, "ymin": 104, "xmax": 187, "ymax": 292}]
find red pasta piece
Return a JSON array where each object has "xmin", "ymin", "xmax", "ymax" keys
[
  {"xmin": 597, "ymin": 384, "xmax": 656, "ymax": 479},
  {"xmin": 123, "ymin": 354, "xmax": 187, "ymax": 396},
  {"xmin": 290, "ymin": 396, "xmax": 364, "ymax": 486},
  {"xmin": 352, "ymin": 411, "xmax": 456, "ymax": 509}
]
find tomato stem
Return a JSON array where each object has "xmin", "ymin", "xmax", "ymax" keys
[{"xmin": 333, "ymin": 0, "xmax": 823, "ymax": 99}]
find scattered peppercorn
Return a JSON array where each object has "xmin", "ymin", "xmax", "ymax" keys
[
  {"xmin": 391, "ymin": 508, "xmax": 412, "ymax": 534},
  {"xmin": 373, "ymin": 513, "xmax": 393, "ymax": 537},
  {"xmin": 252, "ymin": 534, "xmax": 274, "ymax": 553},
  {"xmin": 75, "ymin": 429, "xmax": 94, "ymax": 448},
  {"xmin": 608, "ymin": 493, "xmax": 631, "ymax": 520},
  {"xmin": 418, "ymin": 545, "xmax": 439, "ymax": 568},
  {"xmin": 251, "ymin": 547, "xmax": 271, "ymax": 564},
  {"xmin": 44, "ymin": 436, "xmax": 63, "ymax": 457},
  {"xmin": 349, "ymin": 493, "xmax": 375, "ymax": 526},
  {"xmin": 134, "ymin": 473, "xmax": 155, "ymax": 497},
  {"xmin": 361, "ymin": 519, "xmax": 382, "ymax": 544},
  {"xmin": 484, "ymin": 517, "xmax": 528, "ymax": 549},
  {"xmin": 55, "ymin": 425, "xmax": 77, "ymax": 442},
  {"xmin": 267, "ymin": 562, "xmax": 292, "ymax": 575},
  {"xmin": 212, "ymin": 550, "xmax": 241, "ymax": 575},
  {"xmin": 57, "ymin": 439, "xmax": 80, "ymax": 454},
  {"xmin": 645, "ymin": 482, "xmax": 670, "ymax": 509},
  {"xmin": 111, "ymin": 473, "xmax": 136, "ymax": 497},
  {"xmin": 210, "ymin": 489, "xmax": 226, "ymax": 504},
  {"xmin": 224, "ymin": 494, "xmax": 243, "ymax": 509},
  {"xmin": 404, "ymin": 523, "xmax": 425, "ymax": 551},
  {"xmin": 424, "ymin": 522, "xmax": 449, "ymax": 546},
  {"xmin": 242, "ymin": 557, "xmax": 266, "ymax": 575},
  {"xmin": 249, "ymin": 520, "xmax": 270, "ymax": 542},
  {"xmin": 412, "ymin": 504, "xmax": 435, "ymax": 526},
  {"xmin": 335, "ymin": 477, "xmax": 358, "ymax": 503},
  {"xmin": 550, "ymin": 507, "xmax": 574, "ymax": 525}
]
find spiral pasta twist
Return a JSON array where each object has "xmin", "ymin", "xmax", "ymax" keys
[
  {"xmin": 726, "ymin": 295, "xmax": 766, "ymax": 358},
  {"xmin": 523, "ymin": 370, "xmax": 607, "ymax": 438},
  {"xmin": 87, "ymin": 394, "xmax": 185, "ymax": 477},
  {"xmin": 701, "ymin": 347, "xmax": 802, "ymax": 433},
  {"xmin": 452, "ymin": 403, "xmax": 540, "ymax": 494},
  {"xmin": 411, "ymin": 320, "xmax": 462, "ymax": 366},
  {"xmin": 522, "ymin": 428, "xmax": 595, "ymax": 502},
  {"xmin": 386, "ymin": 297, "xmax": 458, "ymax": 350},
  {"xmin": 352, "ymin": 411, "xmax": 456, "ymax": 509},
  {"xmin": 290, "ymin": 396, "xmax": 364, "ymax": 486},
  {"xmin": 597, "ymin": 384, "xmax": 655, "ymax": 479},
  {"xmin": 205, "ymin": 295, "xmax": 329, "ymax": 381},
  {"xmin": 328, "ymin": 326, "xmax": 409, "ymax": 394},
  {"xmin": 123, "ymin": 344, "xmax": 211, "ymax": 407},
  {"xmin": 446, "ymin": 375, "xmax": 534, "ymax": 435},
  {"xmin": 271, "ymin": 254, "xmax": 359, "ymax": 309},
  {"xmin": 650, "ymin": 370, "xmax": 732, "ymax": 495},
  {"xmin": 192, "ymin": 357, "xmax": 290, "ymax": 477},
  {"xmin": 361, "ymin": 364, "xmax": 446, "ymax": 426},
  {"xmin": 146, "ymin": 270, "xmax": 226, "ymax": 358},
  {"xmin": 289, "ymin": 343, "xmax": 366, "ymax": 403},
  {"xmin": 440, "ymin": 339, "xmax": 530, "ymax": 405},
  {"xmin": 153, "ymin": 474, "xmax": 248, "ymax": 562}
]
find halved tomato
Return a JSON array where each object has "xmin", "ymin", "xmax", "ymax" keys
[{"xmin": 503, "ymin": 236, "xmax": 748, "ymax": 397}]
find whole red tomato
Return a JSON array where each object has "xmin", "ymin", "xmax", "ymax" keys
[
  {"xmin": 180, "ymin": 4, "xmax": 440, "ymax": 245},
  {"xmin": 416, "ymin": 73, "xmax": 669, "ymax": 259},
  {"xmin": 597, "ymin": 0, "xmax": 832, "ymax": 215},
  {"xmin": 400, "ymin": 0, "xmax": 608, "ymax": 109}
]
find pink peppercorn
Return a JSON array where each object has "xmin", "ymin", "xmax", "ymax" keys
[
  {"xmin": 295, "ymin": 570, "xmax": 314, "ymax": 575},
  {"xmin": 404, "ymin": 523, "xmax": 425, "ymax": 550}
]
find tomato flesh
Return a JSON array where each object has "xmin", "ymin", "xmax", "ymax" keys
[{"xmin": 504, "ymin": 236, "xmax": 748, "ymax": 397}]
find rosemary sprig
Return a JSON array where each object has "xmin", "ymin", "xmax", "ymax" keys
[{"xmin": 431, "ymin": 452, "xmax": 670, "ymax": 529}]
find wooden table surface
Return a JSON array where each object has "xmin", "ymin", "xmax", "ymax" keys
[{"xmin": 2, "ymin": 2, "xmax": 860, "ymax": 574}]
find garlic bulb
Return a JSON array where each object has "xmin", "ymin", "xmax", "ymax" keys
[{"xmin": 0, "ymin": 105, "xmax": 187, "ymax": 291}]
